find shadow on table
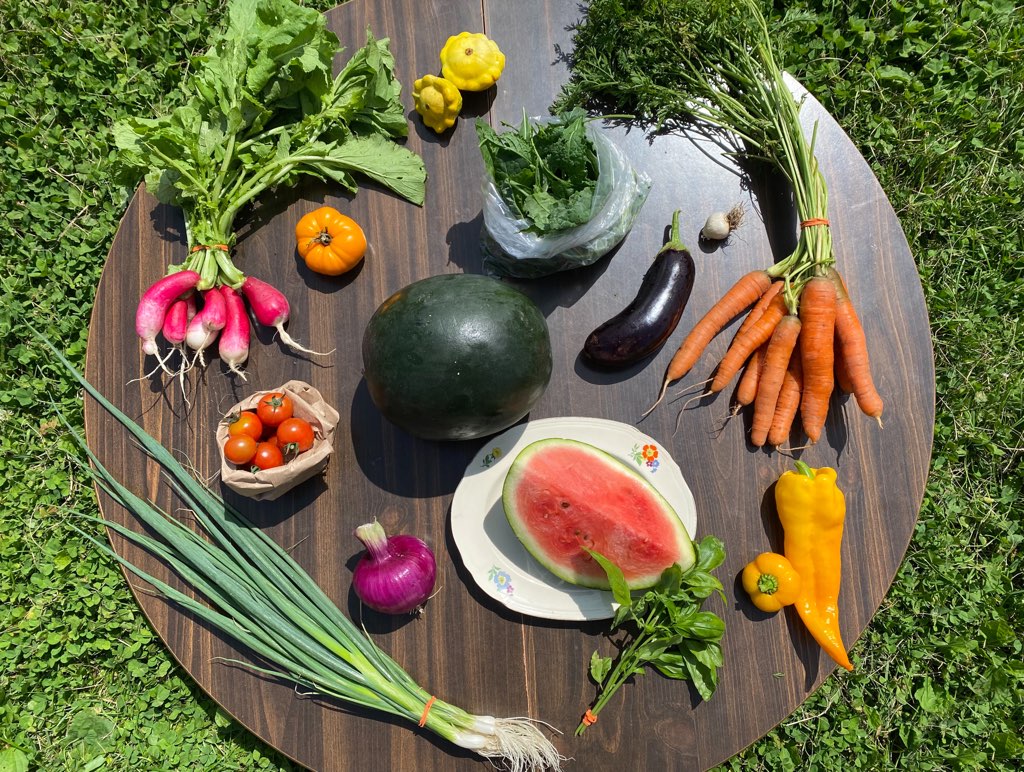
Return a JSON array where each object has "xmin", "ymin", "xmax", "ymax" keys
[
  {"xmin": 347, "ymin": 379, "xmax": 482, "ymax": 500},
  {"xmin": 444, "ymin": 215, "xmax": 620, "ymax": 316},
  {"xmin": 221, "ymin": 475, "xmax": 329, "ymax": 529}
]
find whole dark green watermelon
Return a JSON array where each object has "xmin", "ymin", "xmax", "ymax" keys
[{"xmin": 361, "ymin": 274, "xmax": 553, "ymax": 440}]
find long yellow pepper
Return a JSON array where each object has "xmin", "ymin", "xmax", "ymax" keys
[{"xmin": 775, "ymin": 462, "xmax": 854, "ymax": 671}]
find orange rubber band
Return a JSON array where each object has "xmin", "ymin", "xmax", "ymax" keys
[
  {"xmin": 190, "ymin": 243, "xmax": 230, "ymax": 253},
  {"xmin": 800, "ymin": 217, "xmax": 830, "ymax": 228},
  {"xmin": 418, "ymin": 695, "xmax": 437, "ymax": 727},
  {"xmin": 582, "ymin": 709, "xmax": 598, "ymax": 726}
]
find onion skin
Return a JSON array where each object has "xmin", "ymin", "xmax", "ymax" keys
[
  {"xmin": 352, "ymin": 522, "xmax": 437, "ymax": 615},
  {"xmin": 700, "ymin": 212, "xmax": 731, "ymax": 241}
]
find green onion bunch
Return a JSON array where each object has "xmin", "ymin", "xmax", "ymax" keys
[{"xmin": 47, "ymin": 338, "xmax": 563, "ymax": 772}]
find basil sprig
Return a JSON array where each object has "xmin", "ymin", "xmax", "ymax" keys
[{"xmin": 579, "ymin": 535, "xmax": 727, "ymax": 735}]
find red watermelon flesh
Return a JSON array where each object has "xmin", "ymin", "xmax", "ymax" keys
[{"xmin": 502, "ymin": 438, "xmax": 694, "ymax": 590}]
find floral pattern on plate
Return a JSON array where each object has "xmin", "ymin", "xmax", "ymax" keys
[
  {"xmin": 481, "ymin": 446, "xmax": 503, "ymax": 468},
  {"xmin": 629, "ymin": 443, "xmax": 660, "ymax": 473},
  {"xmin": 487, "ymin": 567, "xmax": 514, "ymax": 595}
]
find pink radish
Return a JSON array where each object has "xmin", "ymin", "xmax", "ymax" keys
[
  {"xmin": 162, "ymin": 298, "xmax": 189, "ymax": 347},
  {"xmin": 155, "ymin": 297, "xmax": 188, "ymax": 372},
  {"xmin": 160, "ymin": 296, "xmax": 194, "ymax": 394},
  {"xmin": 185, "ymin": 287, "xmax": 228, "ymax": 364},
  {"xmin": 219, "ymin": 285, "xmax": 250, "ymax": 378},
  {"xmin": 136, "ymin": 271, "xmax": 201, "ymax": 356},
  {"xmin": 240, "ymin": 275, "xmax": 331, "ymax": 356}
]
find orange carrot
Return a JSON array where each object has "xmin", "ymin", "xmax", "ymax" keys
[
  {"xmin": 730, "ymin": 284, "xmax": 783, "ymax": 409},
  {"xmin": 768, "ymin": 345, "xmax": 803, "ymax": 447},
  {"xmin": 828, "ymin": 268, "xmax": 883, "ymax": 421},
  {"xmin": 664, "ymin": 270, "xmax": 773, "ymax": 382},
  {"xmin": 833, "ymin": 333, "xmax": 854, "ymax": 393},
  {"xmin": 710, "ymin": 291, "xmax": 787, "ymax": 393},
  {"xmin": 736, "ymin": 280, "xmax": 783, "ymax": 338},
  {"xmin": 645, "ymin": 270, "xmax": 773, "ymax": 414},
  {"xmin": 798, "ymin": 276, "xmax": 837, "ymax": 443},
  {"xmin": 735, "ymin": 342, "xmax": 767, "ymax": 408},
  {"xmin": 750, "ymin": 315, "xmax": 801, "ymax": 446}
]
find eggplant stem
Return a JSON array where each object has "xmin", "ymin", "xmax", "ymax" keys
[{"xmin": 659, "ymin": 209, "xmax": 688, "ymax": 254}]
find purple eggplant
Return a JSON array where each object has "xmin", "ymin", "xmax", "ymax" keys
[{"xmin": 583, "ymin": 211, "xmax": 695, "ymax": 368}]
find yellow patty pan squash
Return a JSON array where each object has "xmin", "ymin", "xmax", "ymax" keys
[
  {"xmin": 413, "ymin": 74, "xmax": 462, "ymax": 133},
  {"xmin": 439, "ymin": 32, "xmax": 505, "ymax": 91}
]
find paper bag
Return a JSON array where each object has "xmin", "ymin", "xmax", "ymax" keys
[{"xmin": 218, "ymin": 380, "xmax": 340, "ymax": 501}]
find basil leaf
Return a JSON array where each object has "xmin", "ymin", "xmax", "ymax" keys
[
  {"xmin": 657, "ymin": 563, "xmax": 684, "ymax": 595},
  {"xmin": 589, "ymin": 651, "xmax": 613, "ymax": 684},
  {"xmin": 687, "ymin": 611, "xmax": 727, "ymax": 641},
  {"xmin": 584, "ymin": 547, "xmax": 633, "ymax": 609},
  {"xmin": 651, "ymin": 650, "xmax": 694, "ymax": 681},
  {"xmin": 694, "ymin": 535, "xmax": 727, "ymax": 572},
  {"xmin": 681, "ymin": 639, "xmax": 720, "ymax": 701}
]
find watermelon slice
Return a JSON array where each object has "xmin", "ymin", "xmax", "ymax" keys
[{"xmin": 502, "ymin": 438, "xmax": 695, "ymax": 590}]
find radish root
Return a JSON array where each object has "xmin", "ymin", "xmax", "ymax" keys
[{"xmin": 273, "ymin": 324, "xmax": 335, "ymax": 357}]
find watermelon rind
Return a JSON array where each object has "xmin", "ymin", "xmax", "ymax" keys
[
  {"xmin": 502, "ymin": 438, "xmax": 695, "ymax": 590},
  {"xmin": 361, "ymin": 274, "xmax": 552, "ymax": 441}
]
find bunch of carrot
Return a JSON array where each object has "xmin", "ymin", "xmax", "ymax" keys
[
  {"xmin": 648, "ymin": 258, "xmax": 883, "ymax": 447},
  {"xmin": 552, "ymin": 0, "xmax": 889, "ymax": 447}
]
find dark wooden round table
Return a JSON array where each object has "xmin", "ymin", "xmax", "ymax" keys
[{"xmin": 84, "ymin": 1, "xmax": 934, "ymax": 769}]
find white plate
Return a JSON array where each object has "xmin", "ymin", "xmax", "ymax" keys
[{"xmin": 450, "ymin": 416, "xmax": 697, "ymax": 621}]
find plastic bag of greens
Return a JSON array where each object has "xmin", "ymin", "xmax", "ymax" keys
[{"xmin": 477, "ymin": 113, "xmax": 651, "ymax": 279}]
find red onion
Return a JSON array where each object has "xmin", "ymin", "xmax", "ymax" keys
[{"xmin": 352, "ymin": 521, "xmax": 437, "ymax": 614}]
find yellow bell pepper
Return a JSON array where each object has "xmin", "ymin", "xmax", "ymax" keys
[
  {"xmin": 742, "ymin": 552, "xmax": 801, "ymax": 613},
  {"xmin": 413, "ymin": 74, "xmax": 462, "ymax": 134},
  {"xmin": 775, "ymin": 461, "xmax": 854, "ymax": 671},
  {"xmin": 439, "ymin": 32, "xmax": 505, "ymax": 92}
]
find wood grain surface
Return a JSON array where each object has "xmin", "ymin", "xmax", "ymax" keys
[{"xmin": 82, "ymin": 1, "xmax": 935, "ymax": 770}]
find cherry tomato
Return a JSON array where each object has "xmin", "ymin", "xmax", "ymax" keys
[
  {"xmin": 227, "ymin": 410, "xmax": 263, "ymax": 440},
  {"xmin": 276, "ymin": 417, "xmax": 315, "ymax": 454},
  {"xmin": 251, "ymin": 442, "xmax": 284, "ymax": 471},
  {"xmin": 223, "ymin": 435, "xmax": 257, "ymax": 465},
  {"xmin": 256, "ymin": 392, "xmax": 294, "ymax": 428}
]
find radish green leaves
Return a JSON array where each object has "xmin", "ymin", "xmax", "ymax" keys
[{"xmin": 114, "ymin": 0, "xmax": 425, "ymax": 277}]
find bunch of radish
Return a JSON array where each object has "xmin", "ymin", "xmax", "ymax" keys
[{"xmin": 135, "ymin": 271, "xmax": 321, "ymax": 380}]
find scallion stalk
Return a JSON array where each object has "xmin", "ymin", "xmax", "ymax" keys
[{"xmin": 44, "ymin": 335, "xmax": 563, "ymax": 772}]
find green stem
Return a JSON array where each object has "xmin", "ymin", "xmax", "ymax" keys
[
  {"xmin": 234, "ymin": 124, "xmax": 288, "ymax": 152},
  {"xmin": 219, "ymin": 159, "xmax": 299, "ymax": 232},
  {"xmin": 212, "ymin": 132, "xmax": 237, "ymax": 200},
  {"xmin": 659, "ymin": 209, "xmax": 687, "ymax": 254},
  {"xmin": 145, "ymin": 143, "xmax": 206, "ymax": 191},
  {"xmin": 575, "ymin": 607, "xmax": 659, "ymax": 735},
  {"xmin": 795, "ymin": 460, "xmax": 816, "ymax": 478}
]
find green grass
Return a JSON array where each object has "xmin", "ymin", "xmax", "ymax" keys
[{"xmin": 1, "ymin": 0, "xmax": 1021, "ymax": 769}]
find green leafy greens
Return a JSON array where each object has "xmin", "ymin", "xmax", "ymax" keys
[
  {"xmin": 475, "ymin": 109, "xmax": 599, "ymax": 234},
  {"xmin": 114, "ymin": 0, "xmax": 425, "ymax": 290},
  {"xmin": 555, "ymin": 0, "xmax": 834, "ymax": 310},
  {"xmin": 579, "ymin": 536, "xmax": 727, "ymax": 735}
]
